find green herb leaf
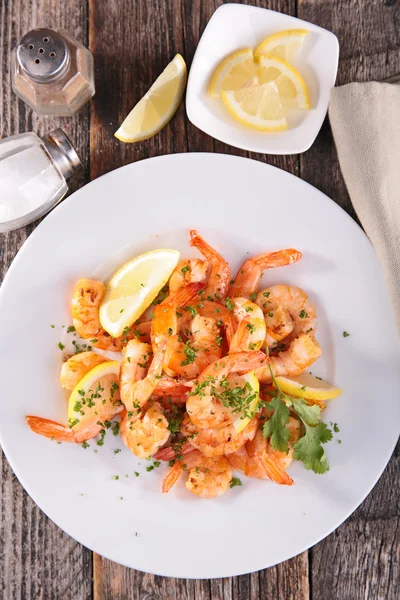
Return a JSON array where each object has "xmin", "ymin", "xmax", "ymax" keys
[
  {"xmin": 291, "ymin": 397, "xmax": 321, "ymax": 426},
  {"xmin": 230, "ymin": 477, "xmax": 242, "ymax": 488},
  {"xmin": 343, "ymin": 331, "xmax": 350, "ymax": 338},
  {"xmin": 185, "ymin": 305, "xmax": 198, "ymax": 318},
  {"xmin": 293, "ymin": 422, "xmax": 332, "ymax": 474},
  {"xmin": 262, "ymin": 396, "xmax": 290, "ymax": 452}
]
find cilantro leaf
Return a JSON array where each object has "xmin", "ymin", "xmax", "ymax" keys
[
  {"xmin": 293, "ymin": 422, "xmax": 333, "ymax": 474},
  {"xmin": 291, "ymin": 397, "xmax": 321, "ymax": 426},
  {"xmin": 262, "ymin": 396, "xmax": 290, "ymax": 452}
]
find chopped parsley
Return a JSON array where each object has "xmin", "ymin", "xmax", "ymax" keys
[
  {"xmin": 263, "ymin": 291, "xmax": 270, "ymax": 298},
  {"xmin": 81, "ymin": 441, "xmax": 90, "ymax": 449},
  {"xmin": 67, "ymin": 325, "xmax": 75, "ymax": 333},
  {"xmin": 299, "ymin": 310, "xmax": 309, "ymax": 319},
  {"xmin": 112, "ymin": 475, "xmax": 119, "ymax": 480},
  {"xmin": 246, "ymin": 322, "xmax": 256, "ymax": 334},
  {"xmin": 180, "ymin": 341, "xmax": 198, "ymax": 366},
  {"xmin": 250, "ymin": 292, "xmax": 257, "ymax": 302},
  {"xmin": 230, "ymin": 477, "xmax": 242, "ymax": 489},
  {"xmin": 343, "ymin": 331, "xmax": 350, "ymax": 338},
  {"xmin": 225, "ymin": 298, "xmax": 235, "ymax": 311},
  {"xmin": 181, "ymin": 265, "xmax": 190, "ymax": 274},
  {"xmin": 216, "ymin": 380, "xmax": 258, "ymax": 420},
  {"xmin": 110, "ymin": 382, "xmax": 119, "ymax": 399},
  {"xmin": 58, "ymin": 342, "xmax": 65, "ymax": 351},
  {"xmin": 185, "ymin": 305, "xmax": 198, "ymax": 318},
  {"xmin": 111, "ymin": 421, "xmax": 120, "ymax": 436}
]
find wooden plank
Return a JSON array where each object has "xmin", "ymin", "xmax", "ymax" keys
[
  {"xmin": 298, "ymin": 1, "xmax": 400, "ymax": 598},
  {"xmin": 0, "ymin": 0, "xmax": 92, "ymax": 598},
  {"xmin": 90, "ymin": 1, "xmax": 309, "ymax": 598}
]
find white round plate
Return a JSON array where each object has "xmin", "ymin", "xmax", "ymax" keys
[{"xmin": 0, "ymin": 154, "xmax": 398, "ymax": 579}]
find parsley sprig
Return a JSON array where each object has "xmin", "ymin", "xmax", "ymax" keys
[{"xmin": 262, "ymin": 363, "xmax": 333, "ymax": 474}]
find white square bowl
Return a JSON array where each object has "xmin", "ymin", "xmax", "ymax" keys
[{"xmin": 186, "ymin": 4, "xmax": 339, "ymax": 154}]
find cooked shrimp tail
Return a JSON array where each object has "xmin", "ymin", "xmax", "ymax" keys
[
  {"xmin": 189, "ymin": 230, "xmax": 231, "ymax": 298},
  {"xmin": 258, "ymin": 454, "xmax": 294, "ymax": 486},
  {"xmin": 162, "ymin": 461, "xmax": 184, "ymax": 493},
  {"xmin": 25, "ymin": 416, "xmax": 102, "ymax": 443},
  {"xmin": 153, "ymin": 441, "xmax": 194, "ymax": 461},
  {"xmin": 229, "ymin": 249, "xmax": 302, "ymax": 298},
  {"xmin": 26, "ymin": 416, "xmax": 75, "ymax": 441}
]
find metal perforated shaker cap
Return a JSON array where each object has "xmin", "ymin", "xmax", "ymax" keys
[{"xmin": 16, "ymin": 28, "xmax": 69, "ymax": 82}]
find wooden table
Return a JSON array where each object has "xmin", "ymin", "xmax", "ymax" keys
[{"xmin": 1, "ymin": 1, "xmax": 399, "ymax": 598}]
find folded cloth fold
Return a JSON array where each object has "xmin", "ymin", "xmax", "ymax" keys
[{"xmin": 329, "ymin": 82, "xmax": 400, "ymax": 333}]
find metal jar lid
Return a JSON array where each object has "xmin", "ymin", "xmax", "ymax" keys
[
  {"xmin": 41, "ymin": 128, "xmax": 82, "ymax": 179},
  {"xmin": 16, "ymin": 28, "xmax": 70, "ymax": 82}
]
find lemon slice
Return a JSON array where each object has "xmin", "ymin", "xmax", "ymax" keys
[
  {"xmin": 99, "ymin": 249, "xmax": 180, "ymax": 337},
  {"xmin": 68, "ymin": 361, "xmax": 120, "ymax": 431},
  {"xmin": 275, "ymin": 373, "xmax": 342, "ymax": 401},
  {"xmin": 258, "ymin": 55, "xmax": 310, "ymax": 110},
  {"xmin": 209, "ymin": 48, "xmax": 258, "ymax": 99},
  {"xmin": 255, "ymin": 29, "xmax": 309, "ymax": 61},
  {"xmin": 222, "ymin": 82, "xmax": 288, "ymax": 132},
  {"xmin": 223, "ymin": 371, "xmax": 260, "ymax": 434},
  {"xmin": 115, "ymin": 54, "xmax": 187, "ymax": 142}
]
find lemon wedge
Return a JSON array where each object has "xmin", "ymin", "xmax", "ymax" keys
[
  {"xmin": 275, "ymin": 373, "xmax": 342, "ymax": 401},
  {"xmin": 115, "ymin": 54, "xmax": 187, "ymax": 142},
  {"xmin": 223, "ymin": 371, "xmax": 260, "ymax": 434},
  {"xmin": 255, "ymin": 29, "xmax": 309, "ymax": 61},
  {"xmin": 209, "ymin": 48, "xmax": 258, "ymax": 99},
  {"xmin": 222, "ymin": 81, "xmax": 288, "ymax": 132},
  {"xmin": 99, "ymin": 249, "xmax": 180, "ymax": 337},
  {"xmin": 68, "ymin": 361, "xmax": 120, "ymax": 431},
  {"xmin": 258, "ymin": 55, "xmax": 310, "ymax": 110}
]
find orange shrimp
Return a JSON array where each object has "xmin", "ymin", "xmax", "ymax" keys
[
  {"xmin": 71, "ymin": 279, "xmax": 125, "ymax": 351},
  {"xmin": 255, "ymin": 333, "xmax": 321, "ymax": 382},
  {"xmin": 189, "ymin": 230, "xmax": 231, "ymax": 299},
  {"xmin": 60, "ymin": 351, "xmax": 107, "ymax": 390},
  {"xmin": 229, "ymin": 418, "xmax": 300, "ymax": 485},
  {"xmin": 228, "ymin": 298, "xmax": 266, "ymax": 353},
  {"xmin": 164, "ymin": 314, "xmax": 222, "ymax": 379},
  {"xmin": 120, "ymin": 338, "xmax": 167, "ymax": 413},
  {"xmin": 151, "ymin": 282, "xmax": 204, "ymax": 354},
  {"xmin": 186, "ymin": 350, "xmax": 268, "ymax": 430},
  {"xmin": 26, "ymin": 362, "xmax": 123, "ymax": 443},
  {"xmin": 228, "ymin": 249, "xmax": 302, "ymax": 298},
  {"xmin": 169, "ymin": 259, "xmax": 209, "ymax": 293},
  {"xmin": 182, "ymin": 413, "xmax": 260, "ymax": 457},
  {"xmin": 162, "ymin": 450, "xmax": 232, "ymax": 498}
]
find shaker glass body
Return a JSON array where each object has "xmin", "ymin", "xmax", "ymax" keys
[{"xmin": 11, "ymin": 28, "xmax": 95, "ymax": 116}]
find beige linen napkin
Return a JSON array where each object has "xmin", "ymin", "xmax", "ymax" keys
[{"xmin": 329, "ymin": 82, "xmax": 400, "ymax": 332}]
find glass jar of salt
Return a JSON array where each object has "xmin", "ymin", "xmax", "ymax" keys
[{"xmin": 0, "ymin": 128, "xmax": 81, "ymax": 233}]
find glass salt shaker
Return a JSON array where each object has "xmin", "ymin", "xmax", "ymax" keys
[
  {"xmin": 0, "ymin": 128, "xmax": 81, "ymax": 233},
  {"xmin": 11, "ymin": 28, "xmax": 95, "ymax": 116}
]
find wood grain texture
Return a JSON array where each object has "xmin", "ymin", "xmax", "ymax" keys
[
  {"xmin": 298, "ymin": 2, "xmax": 400, "ymax": 599},
  {"xmin": 0, "ymin": 1, "xmax": 92, "ymax": 599}
]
